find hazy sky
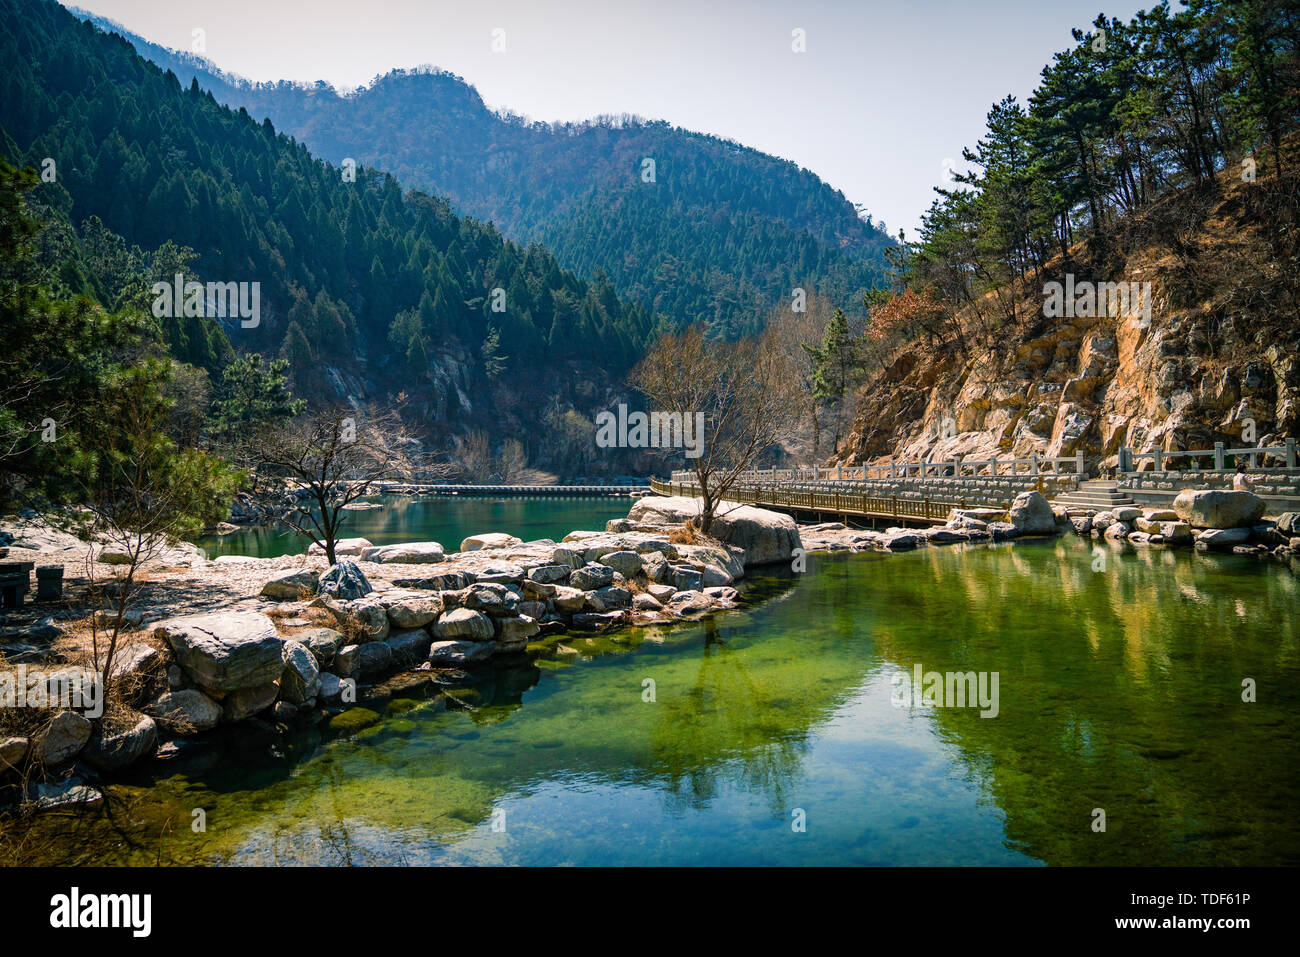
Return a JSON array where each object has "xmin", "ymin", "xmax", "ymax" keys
[{"xmin": 63, "ymin": 0, "xmax": 1151, "ymax": 235}]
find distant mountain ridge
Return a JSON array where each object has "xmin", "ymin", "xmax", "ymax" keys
[
  {"xmin": 3, "ymin": 0, "xmax": 659, "ymax": 477},
  {"xmin": 71, "ymin": 9, "xmax": 894, "ymax": 337}
]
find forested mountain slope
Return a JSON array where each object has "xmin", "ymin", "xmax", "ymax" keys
[
  {"xmin": 71, "ymin": 9, "xmax": 895, "ymax": 338},
  {"xmin": 838, "ymin": 0, "xmax": 1299, "ymax": 472},
  {"xmin": 2, "ymin": 0, "xmax": 658, "ymax": 474}
]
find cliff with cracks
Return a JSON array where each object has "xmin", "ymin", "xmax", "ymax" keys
[{"xmin": 839, "ymin": 141, "xmax": 1300, "ymax": 473}]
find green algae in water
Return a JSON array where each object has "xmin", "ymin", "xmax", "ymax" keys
[{"xmin": 6, "ymin": 537, "xmax": 1299, "ymax": 866}]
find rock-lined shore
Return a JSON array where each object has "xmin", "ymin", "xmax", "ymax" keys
[
  {"xmin": 0, "ymin": 496, "xmax": 802, "ymax": 796},
  {"xmin": 3, "ymin": 485, "xmax": 1294, "ymax": 800}
]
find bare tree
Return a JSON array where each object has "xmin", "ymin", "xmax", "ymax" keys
[
  {"xmin": 632, "ymin": 324, "xmax": 802, "ymax": 533},
  {"xmin": 765, "ymin": 295, "xmax": 834, "ymax": 461},
  {"xmin": 250, "ymin": 404, "xmax": 446, "ymax": 564}
]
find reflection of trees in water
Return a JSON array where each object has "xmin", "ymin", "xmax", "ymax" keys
[
  {"xmin": 650, "ymin": 618, "xmax": 810, "ymax": 815},
  {"xmin": 874, "ymin": 541, "xmax": 1300, "ymax": 865}
]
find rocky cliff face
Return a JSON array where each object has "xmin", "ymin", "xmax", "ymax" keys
[{"xmin": 840, "ymin": 164, "xmax": 1300, "ymax": 472}]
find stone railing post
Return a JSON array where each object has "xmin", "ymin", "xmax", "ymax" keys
[
  {"xmin": 1152, "ymin": 448, "xmax": 1162, "ymax": 471},
  {"xmin": 1214, "ymin": 442, "xmax": 1225, "ymax": 471},
  {"xmin": 1031, "ymin": 453, "xmax": 1039, "ymax": 476},
  {"xmin": 1287, "ymin": 438, "xmax": 1297, "ymax": 469},
  {"xmin": 1075, "ymin": 452, "xmax": 1084, "ymax": 474}
]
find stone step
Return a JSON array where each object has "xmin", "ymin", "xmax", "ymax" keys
[{"xmin": 1055, "ymin": 493, "xmax": 1136, "ymax": 507}]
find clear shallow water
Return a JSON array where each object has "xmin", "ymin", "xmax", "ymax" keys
[
  {"xmin": 197, "ymin": 495, "xmax": 633, "ymax": 559},
  {"xmin": 7, "ymin": 535, "xmax": 1299, "ymax": 866}
]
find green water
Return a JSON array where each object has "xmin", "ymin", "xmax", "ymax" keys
[
  {"xmin": 7, "ymin": 537, "xmax": 1298, "ymax": 866},
  {"xmin": 197, "ymin": 495, "xmax": 632, "ymax": 559}
]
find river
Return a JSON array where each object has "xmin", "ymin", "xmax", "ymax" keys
[{"xmin": 8, "ymin": 499, "xmax": 1298, "ymax": 866}]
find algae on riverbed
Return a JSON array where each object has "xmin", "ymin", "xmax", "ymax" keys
[{"xmin": 4, "ymin": 538, "xmax": 1297, "ymax": 866}]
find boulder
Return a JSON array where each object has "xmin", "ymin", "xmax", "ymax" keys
[
  {"xmin": 299, "ymin": 627, "xmax": 345, "ymax": 667},
  {"xmin": 345, "ymin": 596, "xmax": 390, "ymax": 642},
  {"xmin": 279, "ymin": 640, "xmax": 320, "ymax": 705},
  {"xmin": 646, "ymin": 583, "xmax": 677, "ymax": 603},
  {"xmin": 1112, "ymin": 506, "xmax": 1142, "ymax": 522},
  {"xmin": 570, "ymin": 563, "xmax": 616, "ymax": 590},
  {"xmin": 670, "ymin": 565, "xmax": 704, "ymax": 590},
  {"xmin": 334, "ymin": 644, "xmax": 361, "ymax": 678},
  {"xmin": 987, "ymin": 522, "xmax": 1019, "ymax": 541},
  {"xmin": 108, "ymin": 643, "xmax": 167, "ymax": 705},
  {"xmin": 428, "ymin": 639, "xmax": 495, "ymax": 667},
  {"xmin": 359, "ymin": 542, "xmax": 445, "ymax": 564},
  {"xmin": 1069, "ymin": 515, "xmax": 1093, "ymax": 536},
  {"xmin": 1008, "ymin": 491, "xmax": 1057, "ymax": 534},
  {"xmin": 32, "ymin": 711, "xmax": 92, "ymax": 765},
  {"xmin": 528, "ymin": 564, "xmax": 572, "ymax": 584},
  {"xmin": 1276, "ymin": 513, "xmax": 1300, "ymax": 536},
  {"xmin": 383, "ymin": 592, "xmax": 443, "ymax": 629},
  {"xmin": 357, "ymin": 641, "xmax": 394, "ymax": 676},
  {"xmin": 155, "ymin": 612, "xmax": 284, "ymax": 693},
  {"xmin": 571, "ymin": 611, "xmax": 625, "ymax": 631},
  {"xmin": 668, "ymin": 590, "xmax": 713, "ymax": 614},
  {"xmin": 633, "ymin": 593, "xmax": 663, "ymax": 611},
  {"xmin": 880, "ymin": 531, "xmax": 920, "ymax": 551},
  {"xmin": 497, "ymin": 615, "xmax": 539, "ymax": 652},
  {"xmin": 82, "ymin": 714, "xmax": 157, "ymax": 772},
  {"xmin": 1173, "ymin": 489, "xmax": 1266, "ymax": 529},
  {"xmin": 308, "ymin": 538, "xmax": 372, "ymax": 557},
  {"xmin": 585, "ymin": 585, "xmax": 632, "ymax": 611},
  {"xmin": 1104, "ymin": 522, "xmax": 1129, "ymax": 541},
  {"xmin": 318, "ymin": 672, "xmax": 345, "ymax": 706},
  {"xmin": 433, "ymin": 607, "xmax": 495, "ymax": 641},
  {"xmin": 1195, "ymin": 526, "xmax": 1252, "ymax": 549},
  {"xmin": 460, "ymin": 533, "xmax": 522, "ymax": 552},
  {"xmin": 474, "ymin": 562, "xmax": 525, "ymax": 584},
  {"xmin": 392, "ymin": 570, "xmax": 475, "ymax": 591},
  {"xmin": 550, "ymin": 545, "xmax": 585, "ymax": 569},
  {"xmin": 222, "ymin": 682, "xmax": 279, "ymax": 722},
  {"xmin": 598, "ymin": 551, "xmax": 644, "ymax": 578},
  {"xmin": 260, "ymin": 568, "xmax": 320, "ymax": 600},
  {"xmin": 385, "ymin": 629, "xmax": 432, "ymax": 667},
  {"xmin": 0, "ymin": 736, "xmax": 28, "ymax": 773},
  {"xmin": 551, "ymin": 585, "xmax": 587, "ymax": 612},
  {"xmin": 146, "ymin": 689, "xmax": 222, "ymax": 734},
  {"xmin": 1158, "ymin": 521, "xmax": 1193, "ymax": 545},
  {"xmin": 319, "ymin": 560, "xmax": 373, "ymax": 600},
  {"xmin": 626, "ymin": 496, "xmax": 801, "ymax": 566}
]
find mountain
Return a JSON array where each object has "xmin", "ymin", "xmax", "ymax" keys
[
  {"xmin": 837, "ymin": 0, "xmax": 1299, "ymax": 472},
  {"xmin": 69, "ymin": 10, "xmax": 895, "ymax": 338},
  {"xmin": 2, "ymin": 0, "xmax": 662, "ymax": 476}
]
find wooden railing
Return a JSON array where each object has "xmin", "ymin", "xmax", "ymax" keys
[
  {"xmin": 649, "ymin": 478, "xmax": 987, "ymax": 524},
  {"xmin": 670, "ymin": 451, "xmax": 1085, "ymax": 486}
]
